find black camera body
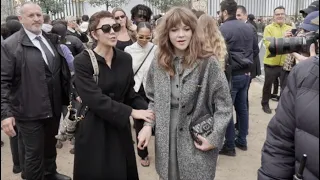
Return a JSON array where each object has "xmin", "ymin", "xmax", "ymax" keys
[{"xmin": 266, "ymin": 31, "xmax": 319, "ymax": 57}]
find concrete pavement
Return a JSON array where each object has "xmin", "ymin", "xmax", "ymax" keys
[{"xmin": 1, "ymin": 80, "xmax": 279, "ymax": 180}]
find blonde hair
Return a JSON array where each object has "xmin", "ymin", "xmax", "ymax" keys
[
  {"xmin": 198, "ymin": 14, "xmax": 228, "ymax": 71},
  {"xmin": 112, "ymin": 7, "xmax": 137, "ymax": 41},
  {"xmin": 154, "ymin": 7, "xmax": 210, "ymax": 77}
]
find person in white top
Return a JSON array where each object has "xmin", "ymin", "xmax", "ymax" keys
[{"xmin": 124, "ymin": 22, "xmax": 156, "ymax": 167}]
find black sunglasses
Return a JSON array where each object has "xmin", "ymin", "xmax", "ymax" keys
[
  {"xmin": 137, "ymin": 35, "xmax": 152, "ymax": 41},
  {"xmin": 115, "ymin": 15, "xmax": 126, "ymax": 20},
  {"xmin": 96, "ymin": 23, "xmax": 121, "ymax": 33}
]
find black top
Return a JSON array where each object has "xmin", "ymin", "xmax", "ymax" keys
[
  {"xmin": 116, "ymin": 39, "xmax": 133, "ymax": 51},
  {"xmin": 67, "ymin": 30, "xmax": 89, "ymax": 43}
]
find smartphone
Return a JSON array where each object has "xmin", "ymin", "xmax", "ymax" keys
[{"xmin": 291, "ymin": 29, "xmax": 298, "ymax": 35}]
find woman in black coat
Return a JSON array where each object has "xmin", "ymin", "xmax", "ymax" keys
[{"xmin": 73, "ymin": 11, "xmax": 154, "ymax": 180}]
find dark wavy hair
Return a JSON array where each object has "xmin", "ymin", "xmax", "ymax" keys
[
  {"xmin": 220, "ymin": 0, "xmax": 238, "ymax": 17},
  {"xmin": 1, "ymin": 20, "xmax": 22, "ymax": 40},
  {"xmin": 51, "ymin": 23, "xmax": 68, "ymax": 44},
  {"xmin": 130, "ymin": 4, "xmax": 153, "ymax": 22}
]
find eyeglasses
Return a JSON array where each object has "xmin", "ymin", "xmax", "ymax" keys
[
  {"xmin": 96, "ymin": 23, "xmax": 121, "ymax": 33},
  {"xmin": 137, "ymin": 35, "xmax": 152, "ymax": 41},
  {"xmin": 114, "ymin": 15, "xmax": 126, "ymax": 20}
]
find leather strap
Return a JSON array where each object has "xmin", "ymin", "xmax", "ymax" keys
[
  {"xmin": 76, "ymin": 49, "xmax": 100, "ymax": 120},
  {"xmin": 187, "ymin": 59, "xmax": 208, "ymax": 115},
  {"xmin": 86, "ymin": 49, "xmax": 99, "ymax": 84},
  {"xmin": 134, "ymin": 45, "xmax": 155, "ymax": 76}
]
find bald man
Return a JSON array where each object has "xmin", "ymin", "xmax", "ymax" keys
[{"xmin": 1, "ymin": 2, "xmax": 71, "ymax": 180}]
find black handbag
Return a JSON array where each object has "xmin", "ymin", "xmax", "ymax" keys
[
  {"xmin": 188, "ymin": 59, "xmax": 215, "ymax": 145},
  {"xmin": 55, "ymin": 49, "xmax": 98, "ymax": 142}
]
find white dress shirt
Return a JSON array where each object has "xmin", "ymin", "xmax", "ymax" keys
[
  {"xmin": 125, "ymin": 42, "xmax": 157, "ymax": 92},
  {"xmin": 24, "ymin": 28, "xmax": 55, "ymax": 65}
]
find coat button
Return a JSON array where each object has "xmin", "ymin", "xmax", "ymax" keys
[{"xmin": 179, "ymin": 128, "xmax": 183, "ymax": 131}]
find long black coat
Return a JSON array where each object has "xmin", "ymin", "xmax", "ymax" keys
[
  {"xmin": 73, "ymin": 48, "xmax": 147, "ymax": 180},
  {"xmin": 258, "ymin": 57, "xmax": 319, "ymax": 180}
]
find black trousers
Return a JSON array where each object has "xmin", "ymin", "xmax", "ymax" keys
[
  {"xmin": 16, "ymin": 116, "xmax": 60, "ymax": 180},
  {"xmin": 134, "ymin": 85, "xmax": 149, "ymax": 159},
  {"xmin": 272, "ymin": 77, "xmax": 279, "ymax": 95},
  {"xmin": 9, "ymin": 126, "xmax": 25, "ymax": 170},
  {"xmin": 261, "ymin": 65, "xmax": 282, "ymax": 106}
]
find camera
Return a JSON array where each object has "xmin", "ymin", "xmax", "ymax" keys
[{"xmin": 266, "ymin": 31, "xmax": 319, "ymax": 57}]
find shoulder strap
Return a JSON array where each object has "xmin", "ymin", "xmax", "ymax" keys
[
  {"xmin": 187, "ymin": 59, "xmax": 209, "ymax": 115},
  {"xmin": 85, "ymin": 49, "xmax": 99, "ymax": 84},
  {"xmin": 134, "ymin": 45, "xmax": 155, "ymax": 76}
]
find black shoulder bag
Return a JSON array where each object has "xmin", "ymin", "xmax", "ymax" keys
[
  {"xmin": 188, "ymin": 59, "xmax": 215, "ymax": 145},
  {"xmin": 55, "ymin": 49, "xmax": 98, "ymax": 142}
]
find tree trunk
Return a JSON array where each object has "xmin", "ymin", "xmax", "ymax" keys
[{"xmin": 105, "ymin": 0, "xmax": 109, "ymax": 11}]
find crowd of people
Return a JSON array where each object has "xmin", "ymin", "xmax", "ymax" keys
[{"xmin": 1, "ymin": 0, "xmax": 319, "ymax": 180}]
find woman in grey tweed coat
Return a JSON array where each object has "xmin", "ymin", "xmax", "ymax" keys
[{"xmin": 137, "ymin": 7, "xmax": 233, "ymax": 180}]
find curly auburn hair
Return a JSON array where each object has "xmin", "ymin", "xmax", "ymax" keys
[
  {"xmin": 198, "ymin": 14, "xmax": 228, "ymax": 71},
  {"xmin": 154, "ymin": 7, "xmax": 210, "ymax": 77}
]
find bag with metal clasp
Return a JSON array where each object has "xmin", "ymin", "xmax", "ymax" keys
[{"xmin": 55, "ymin": 49, "xmax": 99, "ymax": 143}]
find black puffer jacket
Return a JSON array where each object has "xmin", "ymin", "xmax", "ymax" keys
[{"xmin": 258, "ymin": 56, "xmax": 319, "ymax": 180}]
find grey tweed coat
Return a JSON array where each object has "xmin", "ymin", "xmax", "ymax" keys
[{"xmin": 145, "ymin": 56, "xmax": 233, "ymax": 180}]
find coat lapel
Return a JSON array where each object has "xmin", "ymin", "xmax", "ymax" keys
[
  {"xmin": 20, "ymin": 29, "xmax": 53, "ymax": 73},
  {"xmin": 180, "ymin": 61, "xmax": 200, "ymax": 81}
]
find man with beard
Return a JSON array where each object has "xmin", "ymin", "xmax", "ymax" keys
[
  {"xmin": 218, "ymin": 0, "xmax": 256, "ymax": 156},
  {"xmin": 1, "ymin": 2, "xmax": 71, "ymax": 180}
]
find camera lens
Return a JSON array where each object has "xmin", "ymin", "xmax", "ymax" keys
[{"xmin": 267, "ymin": 37, "xmax": 307, "ymax": 57}]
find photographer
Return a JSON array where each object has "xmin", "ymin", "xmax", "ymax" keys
[
  {"xmin": 281, "ymin": 11, "xmax": 319, "ymax": 91},
  {"xmin": 258, "ymin": 15, "xmax": 319, "ymax": 180}
]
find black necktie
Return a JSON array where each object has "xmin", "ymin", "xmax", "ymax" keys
[{"xmin": 35, "ymin": 36, "xmax": 54, "ymax": 70}]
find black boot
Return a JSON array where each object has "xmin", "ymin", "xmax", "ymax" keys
[
  {"xmin": 12, "ymin": 165, "xmax": 22, "ymax": 174},
  {"xmin": 262, "ymin": 104, "xmax": 272, "ymax": 114},
  {"xmin": 45, "ymin": 172, "xmax": 71, "ymax": 180},
  {"xmin": 219, "ymin": 145, "xmax": 236, "ymax": 156}
]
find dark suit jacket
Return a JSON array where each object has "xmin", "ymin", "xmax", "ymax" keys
[
  {"xmin": 1, "ymin": 29, "xmax": 71, "ymax": 120},
  {"xmin": 246, "ymin": 21, "xmax": 262, "ymax": 78}
]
